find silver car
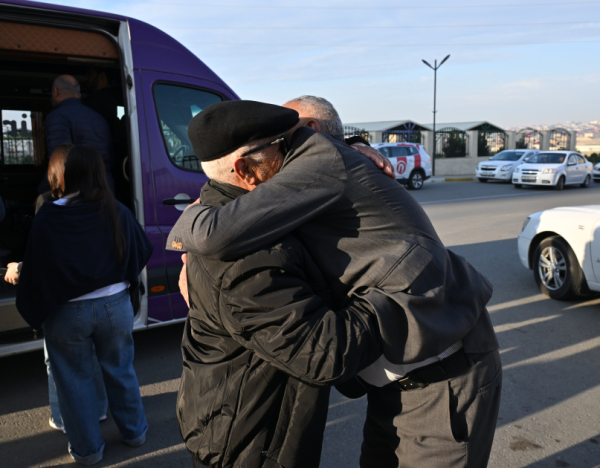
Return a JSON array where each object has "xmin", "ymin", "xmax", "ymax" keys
[{"xmin": 476, "ymin": 149, "xmax": 539, "ymax": 183}]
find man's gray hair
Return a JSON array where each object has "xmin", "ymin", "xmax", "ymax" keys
[
  {"xmin": 284, "ymin": 95, "xmax": 344, "ymax": 137},
  {"xmin": 53, "ymin": 76, "xmax": 81, "ymax": 94},
  {"xmin": 201, "ymin": 137, "xmax": 273, "ymax": 184}
]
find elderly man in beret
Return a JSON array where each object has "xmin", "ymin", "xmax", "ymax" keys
[
  {"xmin": 169, "ymin": 97, "xmax": 501, "ymax": 468},
  {"xmin": 170, "ymin": 101, "xmax": 384, "ymax": 468}
]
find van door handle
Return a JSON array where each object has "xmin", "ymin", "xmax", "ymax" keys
[{"xmin": 162, "ymin": 198, "xmax": 197, "ymax": 206}]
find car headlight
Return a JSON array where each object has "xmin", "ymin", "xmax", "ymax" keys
[
  {"xmin": 595, "ymin": 164, "xmax": 600, "ymax": 170},
  {"xmin": 522, "ymin": 217, "xmax": 531, "ymax": 232},
  {"xmin": 542, "ymin": 168, "xmax": 557, "ymax": 174},
  {"xmin": 514, "ymin": 167, "xmax": 520, "ymax": 173},
  {"xmin": 501, "ymin": 165, "xmax": 512, "ymax": 171}
]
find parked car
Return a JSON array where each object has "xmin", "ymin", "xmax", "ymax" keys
[
  {"xmin": 518, "ymin": 205, "xmax": 600, "ymax": 300},
  {"xmin": 512, "ymin": 151, "xmax": 592, "ymax": 190},
  {"xmin": 372, "ymin": 143, "xmax": 432, "ymax": 190},
  {"xmin": 592, "ymin": 162, "xmax": 600, "ymax": 182},
  {"xmin": 476, "ymin": 149, "xmax": 539, "ymax": 183},
  {"xmin": 0, "ymin": 0, "xmax": 239, "ymax": 357}
]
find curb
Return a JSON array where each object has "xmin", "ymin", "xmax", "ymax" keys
[{"xmin": 425, "ymin": 177, "xmax": 474, "ymax": 184}]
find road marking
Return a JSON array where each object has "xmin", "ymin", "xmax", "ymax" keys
[
  {"xmin": 326, "ymin": 414, "xmax": 359, "ymax": 427},
  {"xmin": 487, "ymin": 295, "xmax": 547, "ymax": 313},
  {"xmin": 494, "ymin": 315, "xmax": 560, "ymax": 334},
  {"xmin": 419, "ymin": 191, "xmax": 549, "ymax": 205},
  {"xmin": 503, "ymin": 335, "xmax": 600, "ymax": 370},
  {"xmin": 329, "ymin": 396, "xmax": 366, "ymax": 409}
]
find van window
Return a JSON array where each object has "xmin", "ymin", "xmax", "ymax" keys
[
  {"xmin": 154, "ymin": 84, "xmax": 223, "ymax": 172},
  {"xmin": 378, "ymin": 147, "xmax": 391, "ymax": 158},
  {"xmin": 1, "ymin": 110, "xmax": 36, "ymax": 165}
]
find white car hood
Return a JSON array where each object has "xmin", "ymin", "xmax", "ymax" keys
[{"xmin": 519, "ymin": 163, "xmax": 563, "ymax": 170}]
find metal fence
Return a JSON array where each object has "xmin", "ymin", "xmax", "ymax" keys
[
  {"xmin": 516, "ymin": 128, "xmax": 542, "ymax": 150},
  {"xmin": 436, "ymin": 127, "xmax": 467, "ymax": 158},
  {"xmin": 549, "ymin": 128, "xmax": 571, "ymax": 151},
  {"xmin": 1, "ymin": 135, "xmax": 35, "ymax": 165},
  {"xmin": 343, "ymin": 126, "xmax": 370, "ymax": 142},
  {"xmin": 383, "ymin": 130, "xmax": 423, "ymax": 144}
]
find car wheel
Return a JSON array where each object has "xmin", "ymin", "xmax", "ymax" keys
[
  {"xmin": 514, "ymin": 184, "xmax": 522, "ymax": 188},
  {"xmin": 478, "ymin": 178, "xmax": 488, "ymax": 183},
  {"xmin": 554, "ymin": 176, "xmax": 565, "ymax": 191},
  {"xmin": 581, "ymin": 175, "xmax": 591, "ymax": 188},
  {"xmin": 407, "ymin": 170, "xmax": 424, "ymax": 190},
  {"xmin": 532, "ymin": 236, "xmax": 583, "ymax": 300}
]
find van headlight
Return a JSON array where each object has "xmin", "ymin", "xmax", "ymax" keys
[
  {"xmin": 501, "ymin": 165, "xmax": 513, "ymax": 171},
  {"xmin": 522, "ymin": 217, "xmax": 531, "ymax": 232}
]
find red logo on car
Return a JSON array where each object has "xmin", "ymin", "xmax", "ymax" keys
[{"xmin": 396, "ymin": 157, "xmax": 407, "ymax": 174}]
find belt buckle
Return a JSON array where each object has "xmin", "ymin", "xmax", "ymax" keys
[{"xmin": 396, "ymin": 375, "xmax": 428, "ymax": 391}]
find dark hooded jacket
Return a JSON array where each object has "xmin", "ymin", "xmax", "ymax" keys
[{"xmin": 177, "ymin": 180, "xmax": 381, "ymax": 468}]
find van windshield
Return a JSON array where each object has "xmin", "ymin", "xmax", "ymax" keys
[
  {"xmin": 489, "ymin": 151, "xmax": 525, "ymax": 161},
  {"xmin": 523, "ymin": 153, "xmax": 566, "ymax": 164}
]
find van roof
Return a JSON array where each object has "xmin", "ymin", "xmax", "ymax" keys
[{"xmin": 0, "ymin": 0, "xmax": 239, "ymax": 98}]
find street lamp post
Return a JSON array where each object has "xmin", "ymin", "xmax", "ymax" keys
[{"xmin": 422, "ymin": 55, "xmax": 450, "ymax": 176}]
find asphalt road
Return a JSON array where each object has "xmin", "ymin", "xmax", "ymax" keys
[{"xmin": 2, "ymin": 180, "xmax": 600, "ymax": 468}]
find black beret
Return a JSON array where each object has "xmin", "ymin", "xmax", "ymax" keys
[{"xmin": 187, "ymin": 100, "xmax": 299, "ymax": 162}]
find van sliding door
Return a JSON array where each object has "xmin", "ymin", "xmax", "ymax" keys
[{"xmin": 139, "ymin": 70, "xmax": 235, "ymax": 319}]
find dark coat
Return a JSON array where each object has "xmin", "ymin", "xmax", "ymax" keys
[
  {"xmin": 178, "ymin": 180, "xmax": 381, "ymax": 468},
  {"xmin": 169, "ymin": 128, "xmax": 498, "ymax": 367},
  {"xmin": 41, "ymin": 98, "xmax": 115, "ymax": 192},
  {"xmin": 16, "ymin": 201, "xmax": 153, "ymax": 329}
]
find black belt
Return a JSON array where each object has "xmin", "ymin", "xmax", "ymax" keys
[{"xmin": 389, "ymin": 347, "xmax": 471, "ymax": 391}]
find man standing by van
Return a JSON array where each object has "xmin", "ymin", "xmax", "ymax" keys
[
  {"xmin": 171, "ymin": 98, "xmax": 501, "ymax": 468},
  {"xmin": 39, "ymin": 75, "xmax": 115, "ymax": 193}
]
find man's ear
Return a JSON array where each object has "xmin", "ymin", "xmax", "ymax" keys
[
  {"xmin": 304, "ymin": 119, "xmax": 321, "ymax": 132},
  {"xmin": 233, "ymin": 157, "xmax": 258, "ymax": 187}
]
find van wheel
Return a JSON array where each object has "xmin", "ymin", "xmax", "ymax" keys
[
  {"xmin": 478, "ymin": 178, "xmax": 488, "ymax": 183},
  {"xmin": 533, "ymin": 236, "xmax": 583, "ymax": 300},
  {"xmin": 581, "ymin": 175, "xmax": 591, "ymax": 188},
  {"xmin": 407, "ymin": 170, "xmax": 424, "ymax": 190},
  {"xmin": 555, "ymin": 176, "xmax": 565, "ymax": 191}
]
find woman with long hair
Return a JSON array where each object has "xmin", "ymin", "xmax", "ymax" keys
[{"xmin": 16, "ymin": 145, "xmax": 153, "ymax": 465}]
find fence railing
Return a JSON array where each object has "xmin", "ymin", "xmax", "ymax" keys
[{"xmin": 2, "ymin": 136, "xmax": 35, "ymax": 165}]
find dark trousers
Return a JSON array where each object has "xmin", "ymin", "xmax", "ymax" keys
[{"xmin": 360, "ymin": 349, "xmax": 502, "ymax": 468}]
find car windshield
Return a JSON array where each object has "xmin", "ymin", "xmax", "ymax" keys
[
  {"xmin": 489, "ymin": 151, "xmax": 525, "ymax": 161},
  {"xmin": 523, "ymin": 153, "xmax": 566, "ymax": 164}
]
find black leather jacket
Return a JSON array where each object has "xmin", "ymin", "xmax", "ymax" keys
[{"xmin": 177, "ymin": 180, "xmax": 381, "ymax": 468}]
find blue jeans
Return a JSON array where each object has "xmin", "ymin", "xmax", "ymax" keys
[
  {"xmin": 44, "ymin": 340, "xmax": 108, "ymax": 427},
  {"xmin": 43, "ymin": 289, "xmax": 147, "ymax": 465}
]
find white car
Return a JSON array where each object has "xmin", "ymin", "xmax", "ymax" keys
[
  {"xmin": 592, "ymin": 162, "xmax": 600, "ymax": 183},
  {"xmin": 512, "ymin": 151, "xmax": 593, "ymax": 190},
  {"xmin": 518, "ymin": 206, "xmax": 600, "ymax": 300},
  {"xmin": 476, "ymin": 149, "xmax": 539, "ymax": 183},
  {"xmin": 372, "ymin": 143, "xmax": 432, "ymax": 190}
]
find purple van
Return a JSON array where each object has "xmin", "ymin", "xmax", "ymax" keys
[{"xmin": 0, "ymin": 0, "xmax": 238, "ymax": 356}]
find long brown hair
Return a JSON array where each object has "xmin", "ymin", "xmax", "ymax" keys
[
  {"xmin": 47, "ymin": 143, "xmax": 75, "ymax": 199},
  {"xmin": 62, "ymin": 145, "xmax": 125, "ymax": 262}
]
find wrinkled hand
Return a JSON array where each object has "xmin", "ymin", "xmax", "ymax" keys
[
  {"xmin": 352, "ymin": 143, "xmax": 396, "ymax": 179},
  {"xmin": 179, "ymin": 254, "xmax": 190, "ymax": 308},
  {"xmin": 4, "ymin": 263, "xmax": 20, "ymax": 285}
]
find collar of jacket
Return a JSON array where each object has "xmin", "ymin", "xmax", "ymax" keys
[
  {"xmin": 55, "ymin": 97, "xmax": 81, "ymax": 109},
  {"xmin": 200, "ymin": 179, "xmax": 249, "ymax": 208}
]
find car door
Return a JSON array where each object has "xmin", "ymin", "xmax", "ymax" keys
[
  {"xmin": 140, "ymin": 71, "xmax": 236, "ymax": 319},
  {"xmin": 391, "ymin": 146, "xmax": 413, "ymax": 179},
  {"xmin": 577, "ymin": 154, "xmax": 589, "ymax": 182},
  {"xmin": 565, "ymin": 154, "xmax": 580, "ymax": 184},
  {"xmin": 591, "ymin": 218, "xmax": 600, "ymax": 283}
]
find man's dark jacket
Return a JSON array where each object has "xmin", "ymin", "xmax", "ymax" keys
[
  {"xmin": 41, "ymin": 98, "xmax": 115, "ymax": 192},
  {"xmin": 168, "ymin": 128, "xmax": 499, "ymax": 366},
  {"xmin": 177, "ymin": 180, "xmax": 381, "ymax": 468}
]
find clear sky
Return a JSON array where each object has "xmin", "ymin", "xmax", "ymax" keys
[{"xmin": 36, "ymin": 0, "xmax": 600, "ymax": 128}]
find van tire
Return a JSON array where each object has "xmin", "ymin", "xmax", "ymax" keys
[{"xmin": 407, "ymin": 170, "xmax": 424, "ymax": 190}]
